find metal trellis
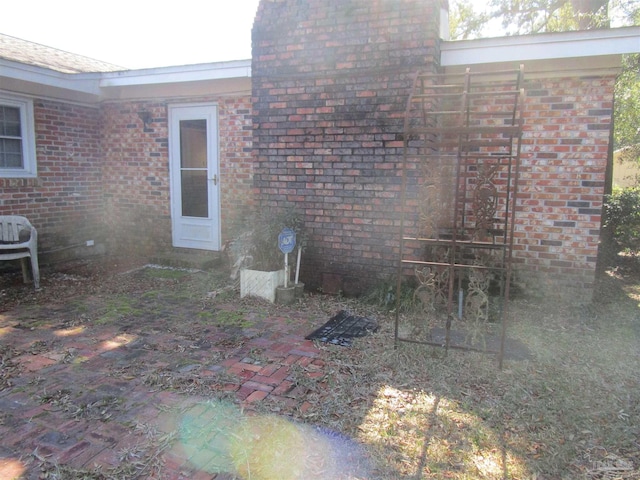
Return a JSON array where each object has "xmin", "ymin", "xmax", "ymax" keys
[{"xmin": 395, "ymin": 66, "xmax": 525, "ymax": 368}]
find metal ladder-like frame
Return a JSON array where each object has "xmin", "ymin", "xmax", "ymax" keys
[{"xmin": 394, "ymin": 66, "xmax": 525, "ymax": 368}]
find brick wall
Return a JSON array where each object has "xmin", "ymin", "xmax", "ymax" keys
[
  {"xmin": 101, "ymin": 101, "xmax": 170, "ymax": 256},
  {"xmin": 0, "ymin": 7, "xmax": 615, "ymax": 299},
  {"xmin": 1, "ymin": 94, "xmax": 252, "ymax": 265},
  {"xmin": 252, "ymin": 0, "xmax": 445, "ymax": 294},
  {"xmin": 101, "ymin": 97, "xmax": 253, "ymax": 256},
  {"xmin": 513, "ymin": 76, "xmax": 615, "ymax": 300},
  {"xmin": 219, "ymin": 97, "xmax": 255, "ymax": 234},
  {"xmin": 252, "ymin": 0, "xmax": 616, "ymax": 300},
  {"xmin": 0, "ymin": 100, "xmax": 104, "ymax": 260}
]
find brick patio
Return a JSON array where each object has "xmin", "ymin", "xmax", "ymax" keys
[{"xmin": 0, "ymin": 259, "xmax": 355, "ymax": 479}]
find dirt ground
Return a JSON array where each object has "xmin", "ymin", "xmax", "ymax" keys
[{"xmin": 0, "ymin": 256, "xmax": 164, "ymax": 312}]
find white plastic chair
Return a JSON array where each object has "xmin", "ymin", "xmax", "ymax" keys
[{"xmin": 0, "ymin": 215, "xmax": 40, "ymax": 289}]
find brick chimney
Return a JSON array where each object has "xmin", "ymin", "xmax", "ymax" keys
[{"xmin": 252, "ymin": 0, "xmax": 447, "ymax": 294}]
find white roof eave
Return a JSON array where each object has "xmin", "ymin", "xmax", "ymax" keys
[
  {"xmin": 98, "ymin": 60, "xmax": 252, "ymax": 87},
  {"xmin": 441, "ymin": 26, "xmax": 640, "ymax": 67},
  {"xmin": 0, "ymin": 58, "xmax": 103, "ymax": 97},
  {"xmin": 0, "ymin": 58, "xmax": 252, "ymax": 102}
]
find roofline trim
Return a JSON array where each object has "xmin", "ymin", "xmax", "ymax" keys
[
  {"xmin": 2, "ymin": 27, "xmax": 639, "ymax": 100},
  {"xmin": 0, "ymin": 58, "xmax": 102, "ymax": 96},
  {"xmin": 441, "ymin": 26, "xmax": 640, "ymax": 67},
  {"xmin": 98, "ymin": 59, "xmax": 252, "ymax": 87}
]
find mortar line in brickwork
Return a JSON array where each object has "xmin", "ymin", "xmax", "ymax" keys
[{"xmin": 253, "ymin": 64, "xmax": 434, "ymax": 80}]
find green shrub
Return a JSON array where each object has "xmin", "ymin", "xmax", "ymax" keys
[
  {"xmin": 362, "ymin": 275, "xmax": 417, "ymax": 312},
  {"xmin": 603, "ymin": 186, "xmax": 640, "ymax": 253}
]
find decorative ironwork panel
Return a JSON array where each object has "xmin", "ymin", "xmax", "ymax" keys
[{"xmin": 396, "ymin": 66, "xmax": 525, "ymax": 367}]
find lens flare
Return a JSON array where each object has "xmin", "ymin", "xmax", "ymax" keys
[
  {"xmin": 0, "ymin": 457, "xmax": 26, "ymax": 479},
  {"xmin": 179, "ymin": 400, "xmax": 241, "ymax": 474},
  {"xmin": 179, "ymin": 400, "xmax": 370, "ymax": 479}
]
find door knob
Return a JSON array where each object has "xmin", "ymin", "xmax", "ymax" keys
[{"xmin": 211, "ymin": 174, "xmax": 218, "ymax": 185}]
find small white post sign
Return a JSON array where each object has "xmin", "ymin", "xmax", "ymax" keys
[{"xmin": 278, "ymin": 227, "xmax": 296, "ymax": 287}]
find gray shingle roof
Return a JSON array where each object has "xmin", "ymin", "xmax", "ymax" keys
[{"xmin": 0, "ymin": 33, "xmax": 125, "ymax": 73}]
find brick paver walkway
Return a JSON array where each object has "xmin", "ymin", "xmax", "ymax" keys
[{"xmin": 0, "ymin": 262, "xmax": 342, "ymax": 479}]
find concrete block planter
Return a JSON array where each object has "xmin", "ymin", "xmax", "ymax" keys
[{"xmin": 240, "ymin": 269, "xmax": 285, "ymax": 303}]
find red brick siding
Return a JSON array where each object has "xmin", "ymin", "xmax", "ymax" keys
[
  {"xmin": 219, "ymin": 97, "xmax": 255, "ymax": 234},
  {"xmin": 101, "ymin": 101, "xmax": 171, "ymax": 256},
  {"xmin": 0, "ymin": 100, "xmax": 103, "ymax": 257},
  {"xmin": 101, "ymin": 97, "xmax": 253, "ymax": 256},
  {"xmin": 513, "ymin": 76, "xmax": 614, "ymax": 299},
  {"xmin": 1, "ymin": 95, "xmax": 252, "ymax": 262},
  {"xmin": 252, "ymin": 0, "xmax": 443, "ymax": 294},
  {"xmin": 252, "ymin": 0, "xmax": 615, "ymax": 299}
]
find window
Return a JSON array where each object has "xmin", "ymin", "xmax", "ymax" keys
[{"xmin": 0, "ymin": 95, "xmax": 36, "ymax": 178}]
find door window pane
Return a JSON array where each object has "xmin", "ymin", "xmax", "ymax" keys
[
  {"xmin": 179, "ymin": 119, "xmax": 207, "ymax": 168},
  {"xmin": 181, "ymin": 170, "xmax": 208, "ymax": 218}
]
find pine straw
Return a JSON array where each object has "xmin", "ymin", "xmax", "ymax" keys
[
  {"xmin": 0, "ymin": 344, "xmax": 21, "ymax": 390},
  {"xmin": 30, "ymin": 428, "xmax": 177, "ymax": 480},
  {"xmin": 143, "ymin": 366, "xmax": 241, "ymax": 401},
  {"xmin": 288, "ymin": 285, "xmax": 640, "ymax": 479}
]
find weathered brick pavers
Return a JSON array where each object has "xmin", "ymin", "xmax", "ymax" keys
[{"xmin": 0, "ymin": 294, "xmax": 333, "ymax": 478}]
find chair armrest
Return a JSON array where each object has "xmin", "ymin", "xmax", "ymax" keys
[{"xmin": 0, "ymin": 240, "xmax": 31, "ymax": 250}]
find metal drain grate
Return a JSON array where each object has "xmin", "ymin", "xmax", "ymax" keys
[{"xmin": 305, "ymin": 310, "xmax": 378, "ymax": 346}]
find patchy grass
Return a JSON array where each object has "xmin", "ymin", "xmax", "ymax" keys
[
  {"xmin": 93, "ymin": 295, "xmax": 142, "ymax": 324},
  {"xmin": 215, "ymin": 309, "xmax": 254, "ymax": 328},
  {"xmin": 142, "ymin": 266, "xmax": 192, "ymax": 280}
]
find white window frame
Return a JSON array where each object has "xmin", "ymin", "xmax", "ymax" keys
[{"xmin": 0, "ymin": 93, "xmax": 37, "ymax": 178}]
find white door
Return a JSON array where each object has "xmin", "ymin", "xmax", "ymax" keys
[{"xmin": 169, "ymin": 104, "xmax": 220, "ymax": 250}]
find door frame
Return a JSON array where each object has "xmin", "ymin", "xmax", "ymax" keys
[{"xmin": 168, "ymin": 102, "xmax": 221, "ymax": 251}]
